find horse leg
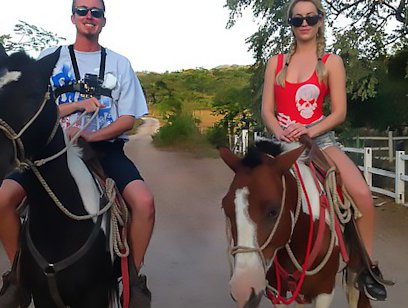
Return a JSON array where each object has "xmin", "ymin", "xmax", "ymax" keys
[
  {"xmin": 313, "ymin": 291, "xmax": 334, "ymax": 308},
  {"xmin": 345, "ymin": 269, "xmax": 359, "ymax": 308}
]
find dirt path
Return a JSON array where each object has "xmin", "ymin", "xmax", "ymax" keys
[{"xmin": 1, "ymin": 117, "xmax": 407, "ymax": 307}]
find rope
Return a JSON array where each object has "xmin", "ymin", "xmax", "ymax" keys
[
  {"xmin": 0, "ymin": 97, "xmax": 129, "ymax": 258},
  {"xmin": 34, "ymin": 109, "xmax": 99, "ymax": 167},
  {"xmin": 284, "ymin": 164, "xmax": 336, "ymax": 275}
]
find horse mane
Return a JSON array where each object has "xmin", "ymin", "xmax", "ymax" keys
[{"xmin": 241, "ymin": 140, "xmax": 283, "ymax": 169}]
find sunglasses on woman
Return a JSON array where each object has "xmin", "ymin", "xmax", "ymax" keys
[
  {"xmin": 73, "ymin": 7, "xmax": 105, "ymax": 18},
  {"xmin": 288, "ymin": 13, "xmax": 322, "ymax": 27}
]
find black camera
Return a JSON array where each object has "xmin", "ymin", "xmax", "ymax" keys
[
  {"xmin": 84, "ymin": 73, "xmax": 103, "ymax": 90},
  {"xmin": 77, "ymin": 73, "xmax": 104, "ymax": 98}
]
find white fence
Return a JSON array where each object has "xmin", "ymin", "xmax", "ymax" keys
[
  {"xmin": 231, "ymin": 130, "xmax": 408, "ymax": 206},
  {"xmin": 350, "ymin": 131, "xmax": 408, "ymax": 162},
  {"xmin": 342, "ymin": 147, "xmax": 407, "ymax": 206}
]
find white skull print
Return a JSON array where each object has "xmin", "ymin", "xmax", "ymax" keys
[{"xmin": 295, "ymin": 84, "xmax": 320, "ymax": 119}]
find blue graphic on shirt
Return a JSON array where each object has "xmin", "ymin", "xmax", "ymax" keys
[
  {"xmin": 51, "ymin": 64, "xmax": 76, "ymax": 104},
  {"xmin": 51, "ymin": 64, "xmax": 114, "ymax": 132}
]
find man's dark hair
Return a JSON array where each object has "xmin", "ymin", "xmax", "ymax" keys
[{"xmin": 72, "ymin": 0, "xmax": 106, "ymax": 14}]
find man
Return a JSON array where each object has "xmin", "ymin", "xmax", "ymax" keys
[{"xmin": 0, "ymin": 0, "xmax": 154, "ymax": 306}]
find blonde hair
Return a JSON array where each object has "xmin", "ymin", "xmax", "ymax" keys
[{"xmin": 276, "ymin": 0, "xmax": 327, "ymax": 87}]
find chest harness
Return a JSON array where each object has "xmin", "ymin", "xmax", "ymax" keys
[{"xmin": 53, "ymin": 45, "xmax": 112, "ymax": 100}]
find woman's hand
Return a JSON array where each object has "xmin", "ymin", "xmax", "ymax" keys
[
  {"xmin": 274, "ymin": 127, "xmax": 292, "ymax": 142},
  {"xmin": 284, "ymin": 123, "xmax": 310, "ymax": 141}
]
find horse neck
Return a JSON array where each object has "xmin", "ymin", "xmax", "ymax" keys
[{"xmin": 26, "ymin": 129, "xmax": 97, "ymax": 237}]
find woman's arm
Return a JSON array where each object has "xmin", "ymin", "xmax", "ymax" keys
[{"xmin": 261, "ymin": 55, "xmax": 291, "ymax": 142}]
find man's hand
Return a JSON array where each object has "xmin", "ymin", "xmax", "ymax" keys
[
  {"xmin": 78, "ymin": 97, "xmax": 104, "ymax": 113},
  {"xmin": 65, "ymin": 126, "xmax": 94, "ymax": 143}
]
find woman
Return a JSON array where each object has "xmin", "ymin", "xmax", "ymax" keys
[{"xmin": 261, "ymin": 0, "xmax": 387, "ymax": 301}]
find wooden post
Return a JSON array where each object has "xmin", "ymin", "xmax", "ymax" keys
[
  {"xmin": 242, "ymin": 129, "xmax": 249, "ymax": 156},
  {"xmin": 395, "ymin": 151, "xmax": 406, "ymax": 205},
  {"xmin": 388, "ymin": 130, "xmax": 393, "ymax": 162},
  {"xmin": 364, "ymin": 147, "xmax": 373, "ymax": 188}
]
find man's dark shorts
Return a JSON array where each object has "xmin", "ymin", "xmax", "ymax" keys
[{"xmin": 6, "ymin": 139, "xmax": 143, "ymax": 194}]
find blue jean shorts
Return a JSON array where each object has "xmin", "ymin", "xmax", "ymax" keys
[{"xmin": 312, "ymin": 130, "xmax": 340, "ymax": 150}]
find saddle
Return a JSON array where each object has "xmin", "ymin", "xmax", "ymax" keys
[{"xmin": 298, "ymin": 135, "xmax": 393, "ymax": 288}]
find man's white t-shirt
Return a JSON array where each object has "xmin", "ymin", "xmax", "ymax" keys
[{"xmin": 40, "ymin": 45, "xmax": 148, "ymax": 140}]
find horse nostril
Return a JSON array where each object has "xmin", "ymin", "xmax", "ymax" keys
[
  {"xmin": 244, "ymin": 288, "xmax": 263, "ymax": 308},
  {"xmin": 230, "ymin": 293, "xmax": 237, "ymax": 302}
]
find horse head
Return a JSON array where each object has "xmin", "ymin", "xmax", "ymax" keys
[
  {"xmin": 0, "ymin": 44, "xmax": 60, "ymax": 180},
  {"xmin": 219, "ymin": 143, "xmax": 305, "ymax": 308}
]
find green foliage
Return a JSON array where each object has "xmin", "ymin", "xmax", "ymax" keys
[
  {"xmin": 153, "ymin": 112, "xmax": 201, "ymax": 146},
  {"xmin": 205, "ymin": 125, "xmax": 229, "ymax": 147},
  {"xmin": 1, "ymin": 20, "xmax": 65, "ymax": 52},
  {"xmin": 139, "ymin": 66, "xmax": 254, "ymax": 126}
]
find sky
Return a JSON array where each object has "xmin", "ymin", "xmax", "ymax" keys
[{"xmin": 0, "ymin": 0, "xmax": 258, "ymax": 73}]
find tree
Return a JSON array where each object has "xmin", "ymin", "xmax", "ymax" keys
[
  {"xmin": 1, "ymin": 20, "xmax": 65, "ymax": 52},
  {"xmin": 225, "ymin": 0, "xmax": 407, "ymax": 101}
]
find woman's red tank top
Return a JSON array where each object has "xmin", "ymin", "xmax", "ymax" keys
[{"xmin": 274, "ymin": 53, "xmax": 330, "ymax": 127}]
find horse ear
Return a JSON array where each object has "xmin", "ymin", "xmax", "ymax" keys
[
  {"xmin": 36, "ymin": 46, "xmax": 61, "ymax": 81},
  {"xmin": 218, "ymin": 146, "xmax": 241, "ymax": 173},
  {"xmin": 275, "ymin": 144, "xmax": 305, "ymax": 173}
]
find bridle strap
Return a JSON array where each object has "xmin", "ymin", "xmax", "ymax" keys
[
  {"xmin": 0, "ymin": 93, "xmax": 52, "ymax": 169},
  {"xmin": 227, "ymin": 175, "xmax": 297, "ymax": 273}
]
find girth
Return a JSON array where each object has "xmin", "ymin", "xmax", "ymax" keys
[{"xmin": 24, "ymin": 210, "xmax": 103, "ymax": 308}]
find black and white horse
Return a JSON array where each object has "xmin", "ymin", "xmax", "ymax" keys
[{"xmin": 0, "ymin": 46, "xmax": 120, "ymax": 307}]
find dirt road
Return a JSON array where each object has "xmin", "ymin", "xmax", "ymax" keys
[{"xmin": 1, "ymin": 117, "xmax": 407, "ymax": 307}]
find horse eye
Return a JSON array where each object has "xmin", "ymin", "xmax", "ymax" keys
[{"xmin": 266, "ymin": 207, "xmax": 279, "ymax": 219}]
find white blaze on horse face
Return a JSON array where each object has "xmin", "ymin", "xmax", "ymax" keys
[
  {"xmin": 0, "ymin": 70, "xmax": 21, "ymax": 89},
  {"xmin": 230, "ymin": 187, "xmax": 266, "ymax": 306}
]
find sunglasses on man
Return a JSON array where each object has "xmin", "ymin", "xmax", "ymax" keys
[
  {"xmin": 73, "ymin": 6, "xmax": 105, "ymax": 18},
  {"xmin": 288, "ymin": 13, "xmax": 322, "ymax": 27}
]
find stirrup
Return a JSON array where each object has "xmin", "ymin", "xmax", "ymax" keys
[{"xmin": 0, "ymin": 271, "xmax": 31, "ymax": 308}]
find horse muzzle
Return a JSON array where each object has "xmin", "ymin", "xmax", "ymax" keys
[{"xmin": 230, "ymin": 287, "xmax": 263, "ymax": 308}]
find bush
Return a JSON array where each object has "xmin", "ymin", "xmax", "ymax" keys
[
  {"xmin": 153, "ymin": 113, "xmax": 202, "ymax": 146},
  {"xmin": 206, "ymin": 125, "xmax": 228, "ymax": 147}
]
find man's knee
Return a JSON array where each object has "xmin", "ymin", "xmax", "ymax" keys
[
  {"xmin": 123, "ymin": 182, "xmax": 155, "ymax": 219},
  {"xmin": 0, "ymin": 180, "xmax": 26, "ymax": 213}
]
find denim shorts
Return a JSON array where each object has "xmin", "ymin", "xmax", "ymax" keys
[{"xmin": 312, "ymin": 130, "xmax": 340, "ymax": 150}]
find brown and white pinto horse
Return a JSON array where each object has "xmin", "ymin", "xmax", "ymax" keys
[{"xmin": 219, "ymin": 141, "xmax": 373, "ymax": 308}]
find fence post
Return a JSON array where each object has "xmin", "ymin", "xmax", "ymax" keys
[
  {"xmin": 242, "ymin": 129, "xmax": 249, "ymax": 156},
  {"xmin": 395, "ymin": 151, "xmax": 405, "ymax": 205},
  {"xmin": 388, "ymin": 130, "xmax": 393, "ymax": 162},
  {"xmin": 364, "ymin": 147, "xmax": 373, "ymax": 188}
]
